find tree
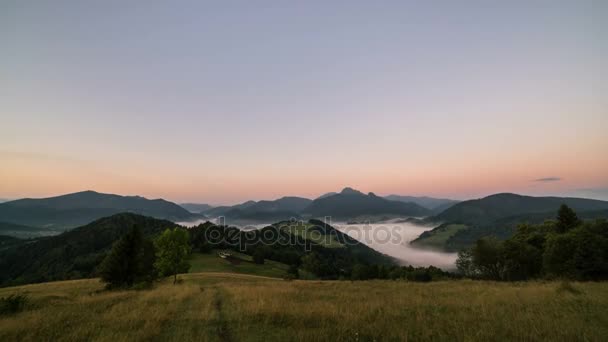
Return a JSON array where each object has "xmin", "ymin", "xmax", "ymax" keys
[
  {"xmin": 456, "ymin": 249, "xmax": 476, "ymax": 278},
  {"xmin": 501, "ymin": 239, "xmax": 542, "ymax": 281},
  {"xmin": 470, "ymin": 238, "xmax": 505, "ymax": 280},
  {"xmin": 351, "ymin": 264, "xmax": 370, "ymax": 280},
  {"xmin": 99, "ymin": 226, "xmax": 155, "ymax": 288},
  {"xmin": 154, "ymin": 228, "xmax": 191, "ymax": 284},
  {"xmin": 252, "ymin": 248, "xmax": 265, "ymax": 264},
  {"xmin": 287, "ymin": 264, "xmax": 299, "ymax": 279},
  {"xmin": 556, "ymin": 204, "xmax": 580, "ymax": 233}
]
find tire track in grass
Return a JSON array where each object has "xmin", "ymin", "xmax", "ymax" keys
[{"xmin": 213, "ymin": 287, "xmax": 233, "ymax": 342}]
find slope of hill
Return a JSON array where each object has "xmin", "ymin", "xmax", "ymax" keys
[
  {"xmin": 204, "ymin": 197, "xmax": 312, "ymax": 222},
  {"xmin": 0, "ymin": 213, "xmax": 177, "ymax": 287},
  {"xmin": 412, "ymin": 194, "xmax": 608, "ymax": 251},
  {"xmin": 0, "ymin": 190, "xmax": 197, "ymax": 229},
  {"xmin": 0, "ymin": 221, "xmax": 62, "ymax": 239},
  {"xmin": 304, "ymin": 188, "xmax": 431, "ymax": 219},
  {"xmin": 0, "ymin": 212, "xmax": 393, "ymax": 287},
  {"xmin": 203, "ymin": 200, "xmax": 257, "ymax": 217},
  {"xmin": 431, "ymin": 193, "xmax": 608, "ymax": 225},
  {"xmin": 384, "ymin": 195, "xmax": 459, "ymax": 212},
  {"xmin": 1, "ymin": 275, "xmax": 607, "ymax": 341},
  {"xmin": 0, "ymin": 235, "xmax": 24, "ymax": 251},
  {"xmin": 179, "ymin": 203, "xmax": 213, "ymax": 213}
]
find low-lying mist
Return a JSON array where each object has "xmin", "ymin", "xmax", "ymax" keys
[
  {"xmin": 177, "ymin": 218, "xmax": 457, "ymax": 269},
  {"xmin": 333, "ymin": 222, "xmax": 458, "ymax": 270}
]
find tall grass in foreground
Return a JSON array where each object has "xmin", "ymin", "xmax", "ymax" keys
[{"xmin": 1, "ymin": 273, "xmax": 607, "ymax": 341}]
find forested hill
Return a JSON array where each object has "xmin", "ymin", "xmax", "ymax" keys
[
  {"xmin": 431, "ymin": 193, "xmax": 608, "ymax": 225},
  {"xmin": 412, "ymin": 194, "xmax": 608, "ymax": 252},
  {"xmin": 0, "ymin": 213, "xmax": 395, "ymax": 287},
  {"xmin": 0, "ymin": 213, "xmax": 177, "ymax": 287}
]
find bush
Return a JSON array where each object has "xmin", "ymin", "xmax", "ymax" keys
[{"xmin": 0, "ymin": 294, "xmax": 28, "ymax": 315}]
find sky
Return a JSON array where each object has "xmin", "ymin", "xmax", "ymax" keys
[{"xmin": 1, "ymin": 1, "xmax": 607, "ymax": 204}]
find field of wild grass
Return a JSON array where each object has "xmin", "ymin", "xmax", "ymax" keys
[{"xmin": 1, "ymin": 273, "xmax": 607, "ymax": 341}]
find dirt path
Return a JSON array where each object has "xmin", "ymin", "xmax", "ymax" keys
[{"xmin": 213, "ymin": 287, "xmax": 233, "ymax": 342}]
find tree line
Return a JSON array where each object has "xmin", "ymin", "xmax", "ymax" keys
[
  {"xmin": 100, "ymin": 227, "xmax": 191, "ymax": 288},
  {"xmin": 456, "ymin": 205, "xmax": 608, "ymax": 281}
]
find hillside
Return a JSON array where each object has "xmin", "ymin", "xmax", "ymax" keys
[
  {"xmin": 0, "ymin": 190, "xmax": 197, "ymax": 230},
  {"xmin": 431, "ymin": 193, "xmax": 608, "ymax": 225},
  {"xmin": 0, "ymin": 213, "xmax": 177, "ymax": 287},
  {"xmin": 1, "ymin": 274, "xmax": 607, "ymax": 341},
  {"xmin": 203, "ymin": 197, "xmax": 312, "ymax": 223},
  {"xmin": 0, "ymin": 213, "xmax": 393, "ymax": 287},
  {"xmin": 412, "ymin": 194, "xmax": 608, "ymax": 251},
  {"xmin": 304, "ymin": 188, "xmax": 430, "ymax": 219},
  {"xmin": 384, "ymin": 195, "xmax": 459, "ymax": 212},
  {"xmin": 179, "ymin": 203, "xmax": 213, "ymax": 213},
  {"xmin": 0, "ymin": 221, "xmax": 61, "ymax": 239}
]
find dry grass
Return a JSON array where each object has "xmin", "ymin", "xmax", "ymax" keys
[{"xmin": 1, "ymin": 274, "xmax": 607, "ymax": 341}]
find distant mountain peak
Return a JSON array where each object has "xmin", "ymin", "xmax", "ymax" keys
[{"xmin": 340, "ymin": 187, "xmax": 364, "ymax": 195}]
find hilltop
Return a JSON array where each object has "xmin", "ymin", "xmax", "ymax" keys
[{"xmin": 303, "ymin": 187, "xmax": 430, "ymax": 219}]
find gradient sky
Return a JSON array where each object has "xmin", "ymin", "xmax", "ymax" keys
[{"xmin": 1, "ymin": 1, "xmax": 607, "ymax": 204}]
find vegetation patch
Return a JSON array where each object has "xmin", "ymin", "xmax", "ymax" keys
[
  {"xmin": 0, "ymin": 294, "xmax": 28, "ymax": 316},
  {"xmin": 412, "ymin": 223, "xmax": 468, "ymax": 249}
]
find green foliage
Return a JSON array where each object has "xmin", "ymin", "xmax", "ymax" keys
[
  {"xmin": 543, "ymin": 222, "xmax": 608, "ymax": 280},
  {"xmin": 457, "ymin": 206, "xmax": 608, "ymax": 281},
  {"xmin": 455, "ymin": 249, "xmax": 476, "ymax": 277},
  {"xmin": 99, "ymin": 226, "xmax": 157, "ymax": 288},
  {"xmin": 154, "ymin": 228, "xmax": 191, "ymax": 284},
  {"xmin": 350, "ymin": 263, "xmax": 451, "ymax": 281},
  {"xmin": 287, "ymin": 264, "xmax": 299, "ymax": 279},
  {"xmin": 501, "ymin": 238, "xmax": 542, "ymax": 281},
  {"xmin": 0, "ymin": 294, "xmax": 28, "ymax": 316},
  {"xmin": 556, "ymin": 204, "xmax": 581, "ymax": 233},
  {"xmin": 252, "ymin": 248, "xmax": 265, "ymax": 264},
  {"xmin": 423, "ymin": 194, "xmax": 608, "ymax": 251},
  {"xmin": 0, "ymin": 213, "xmax": 176, "ymax": 287}
]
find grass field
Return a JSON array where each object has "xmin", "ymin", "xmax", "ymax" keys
[
  {"xmin": 1, "ymin": 273, "xmax": 607, "ymax": 341},
  {"xmin": 189, "ymin": 251, "xmax": 291, "ymax": 279}
]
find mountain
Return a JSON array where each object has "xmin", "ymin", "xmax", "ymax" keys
[
  {"xmin": 0, "ymin": 213, "xmax": 177, "ymax": 287},
  {"xmin": 411, "ymin": 193, "xmax": 608, "ymax": 252},
  {"xmin": 431, "ymin": 193, "xmax": 608, "ymax": 225},
  {"xmin": 384, "ymin": 195, "xmax": 459, "ymax": 212},
  {"xmin": 210, "ymin": 197, "xmax": 312, "ymax": 222},
  {"xmin": 203, "ymin": 200, "xmax": 257, "ymax": 217},
  {"xmin": 303, "ymin": 188, "xmax": 431, "ymax": 219},
  {"xmin": 316, "ymin": 192, "xmax": 337, "ymax": 199},
  {"xmin": 179, "ymin": 203, "xmax": 213, "ymax": 213},
  {"xmin": 0, "ymin": 190, "xmax": 197, "ymax": 229}
]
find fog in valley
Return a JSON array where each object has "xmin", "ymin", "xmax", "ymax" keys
[
  {"xmin": 333, "ymin": 222, "xmax": 458, "ymax": 270},
  {"xmin": 178, "ymin": 218, "xmax": 458, "ymax": 270}
]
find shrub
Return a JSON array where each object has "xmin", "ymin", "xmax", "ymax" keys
[{"xmin": 0, "ymin": 294, "xmax": 28, "ymax": 315}]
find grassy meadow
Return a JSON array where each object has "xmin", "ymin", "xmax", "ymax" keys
[
  {"xmin": 1, "ymin": 273, "xmax": 607, "ymax": 341},
  {"xmin": 189, "ymin": 251, "xmax": 291, "ymax": 279}
]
